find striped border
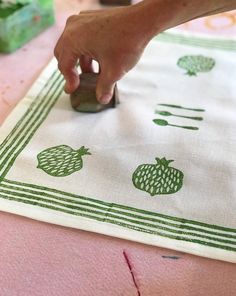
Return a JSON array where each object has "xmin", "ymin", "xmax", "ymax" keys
[
  {"xmin": 155, "ymin": 32, "xmax": 236, "ymax": 51},
  {"xmin": 0, "ymin": 179, "xmax": 236, "ymax": 252},
  {"xmin": 0, "ymin": 33, "xmax": 235, "ymax": 255},
  {"xmin": 0, "ymin": 69, "xmax": 64, "ymax": 180}
]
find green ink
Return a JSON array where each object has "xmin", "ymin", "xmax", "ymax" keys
[
  {"xmin": 153, "ymin": 119, "xmax": 169, "ymax": 126},
  {"xmin": 154, "ymin": 32, "xmax": 236, "ymax": 52},
  {"xmin": 2, "ymin": 179, "xmax": 236, "ymax": 244},
  {"xmin": 153, "ymin": 119, "xmax": 199, "ymax": 130},
  {"xmin": 132, "ymin": 157, "xmax": 184, "ymax": 196},
  {"xmin": 155, "ymin": 110, "xmax": 203, "ymax": 121},
  {"xmin": 1, "ymin": 190, "xmax": 236, "ymax": 252},
  {"xmin": 177, "ymin": 55, "xmax": 215, "ymax": 76},
  {"xmin": 158, "ymin": 104, "xmax": 205, "ymax": 112},
  {"xmin": 0, "ymin": 72, "xmax": 64, "ymax": 181},
  {"xmin": 37, "ymin": 145, "xmax": 91, "ymax": 177}
]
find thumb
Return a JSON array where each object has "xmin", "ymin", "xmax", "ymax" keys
[{"xmin": 96, "ymin": 68, "xmax": 116, "ymax": 105}]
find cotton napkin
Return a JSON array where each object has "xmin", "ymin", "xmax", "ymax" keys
[{"xmin": 0, "ymin": 30, "xmax": 236, "ymax": 263}]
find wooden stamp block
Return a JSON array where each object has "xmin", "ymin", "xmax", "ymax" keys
[{"xmin": 70, "ymin": 73, "xmax": 119, "ymax": 113}]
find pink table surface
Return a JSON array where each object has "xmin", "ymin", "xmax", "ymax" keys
[{"xmin": 0, "ymin": 1, "xmax": 236, "ymax": 295}]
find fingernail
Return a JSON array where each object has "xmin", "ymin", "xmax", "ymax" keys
[{"xmin": 99, "ymin": 94, "xmax": 112, "ymax": 105}]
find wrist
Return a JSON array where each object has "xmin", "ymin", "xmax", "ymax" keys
[
  {"xmin": 130, "ymin": 0, "xmax": 189, "ymax": 42},
  {"xmin": 133, "ymin": 0, "xmax": 236, "ymax": 39}
]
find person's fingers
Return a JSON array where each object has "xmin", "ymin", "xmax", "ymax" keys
[
  {"xmin": 96, "ymin": 65, "xmax": 116, "ymax": 104},
  {"xmin": 63, "ymin": 67, "xmax": 80, "ymax": 94},
  {"xmin": 57, "ymin": 51, "xmax": 80, "ymax": 93},
  {"xmin": 80, "ymin": 55, "xmax": 94, "ymax": 73}
]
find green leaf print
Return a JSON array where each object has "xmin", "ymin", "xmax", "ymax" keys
[
  {"xmin": 132, "ymin": 157, "xmax": 184, "ymax": 196},
  {"xmin": 37, "ymin": 145, "xmax": 91, "ymax": 177},
  {"xmin": 177, "ymin": 55, "xmax": 215, "ymax": 76}
]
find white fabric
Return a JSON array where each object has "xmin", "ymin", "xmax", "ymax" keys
[{"xmin": 0, "ymin": 36, "xmax": 236, "ymax": 263}]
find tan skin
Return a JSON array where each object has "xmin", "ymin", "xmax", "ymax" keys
[{"xmin": 54, "ymin": 0, "xmax": 236, "ymax": 104}]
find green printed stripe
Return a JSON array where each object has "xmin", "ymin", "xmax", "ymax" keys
[
  {"xmin": 0, "ymin": 192, "xmax": 235, "ymax": 252},
  {"xmin": 0, "ymin": 71, "xmax": 61, "ymax": 168},
  {"xmin": 3, "ymin": 179, "xmax": 235, "ymax": 235},
  {"xmin": 1, "ymin": 179, "xmax": 236, "ymax": 242},
  {"xmin": 0, "ymin": 185, "xmax": 235, "ymax": 246},
  {"xmin": 155, "ymin": 32, "xmax": 236, "ymax": 51},
  {"xmin": 2, "ymin": 180, "xmax": 236, "ymax": 240},
  {"xmin": 0, "ymin": 70, "xmax": 58, "ymax": 154},
  {"xmin": 155, "ymin": 32, "xmax": 236, "ymax": 50},
  {"xmin": 0, "ymin": 77, "xmax": 64, "ymax": 179},
  {"xmin": 0, "ymin": 71, "xmax": 62, "ymax": 168},
  {"xmin": 0, "ymin": 81, "xmax": 64, "ymax": 179},
  {"xmin": 1, "ymin": 181, "xmax": 229, "ymax": 239}
]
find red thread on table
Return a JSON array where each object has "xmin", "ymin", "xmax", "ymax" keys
[{"xmin": 123, "ymin": 250, "xmax": 141, "ymax": 296}]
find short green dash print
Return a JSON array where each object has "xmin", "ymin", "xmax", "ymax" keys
[
  {"xmin": 37, "ymin": 145, "xmax": 91, "ymax": 177},
  {"xmin": 177, "ymin": 55, "xmax": 215, "ymax": 76},
  {"xmin": 132, "ymin": 157, "xmax": 184, "ymax": 196}
]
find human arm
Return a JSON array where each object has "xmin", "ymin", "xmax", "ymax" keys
[{"xmin": 54, "ymin": 0, "xmax": 236, "ymax": 104}]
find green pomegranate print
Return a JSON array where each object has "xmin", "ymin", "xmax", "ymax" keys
[
  {"xmin": 37, "ymin": 145, "xmax": 91, "ymax": 177},
  {"xmin": 132, "ymin": 157, "xmax": 184, "ymax": 196},
  {"xmin": 177, "ymin": 55, "xmax": 215, "ymax": 76}
]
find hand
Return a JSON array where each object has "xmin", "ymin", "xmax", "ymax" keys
[
  {"xmin": 54, "ymin": 6, "xmax": 152, "ymax": 104},
  {"xmin": 55, "ymin": 0, "xmax": 236, "ymax": 104}
]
